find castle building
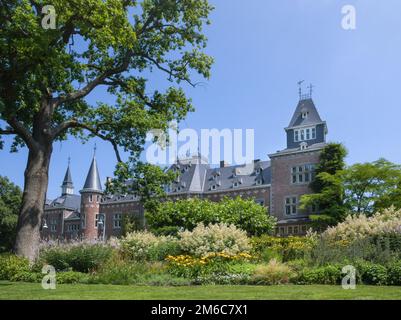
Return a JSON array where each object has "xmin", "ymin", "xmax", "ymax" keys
[{"xmin": 41, "ymin": 93, "xmax": 328, "ymax": 240}]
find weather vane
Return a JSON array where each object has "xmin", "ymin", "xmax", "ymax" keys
[{"xmin": 297, "ymin": 80, "xmax": 305, "ymax": 99}]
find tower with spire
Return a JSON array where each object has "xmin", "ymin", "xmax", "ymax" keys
[
  {"xmin": 268, "ymin": 82, "xmax": 328, "ymax": 230},
  {"xmin": 61, "ymin": 158, "xmax": 74, "ymax": 196},
  {"xmin": 80, "ymin": 147, "xmax": 103, "ymax": 240}
]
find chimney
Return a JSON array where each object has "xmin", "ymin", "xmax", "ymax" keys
[{"xmin": 220, "ymin": 160, "xmax": 229, "ymax": 168}]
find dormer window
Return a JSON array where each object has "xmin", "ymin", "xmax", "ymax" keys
[
  {"xmin": 255, "ymin": 167, "xmax": 262, "ymax": 175},
  {"xmin": 302, "ymin": 111, "xmax": 309, "ymax": 119},
  {"xmin": 300, "ymin": 142, "xmax": 308, "ymax": 150}
]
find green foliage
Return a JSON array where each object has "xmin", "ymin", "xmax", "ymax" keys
[
  {"xmin": 0, "ymin": 176, "xmax": 22, "ymax": 252},
  {"xmin": 56, "ymin": 271, "xmax": 90, "ymax": 284},
  {"xmin": 121, "ymin": 214, "xmax": 144, "ymax": 236},
  {"xmin": 355, "ymin": 261, "xmax": 388, "ymax": 285},
  {"xmin": 39, "ymin": 243, "xmax": 114, "ymax": 272},
  {"xmin": 89, "ymin": 257, "xmax": 188, "ymax": 286},
  {"xmin": 0, "ymin": 254, "xmax": 30, "ymax": 280},
  {"xmin": 251, "ymin": 235, "xmax": 315, "ymax": 262},
  {"xmin": 300, "ymin": 143, "xmax": 348, "ymax": 230},
  {"xmin": 146, "ymin": 197, "xmax": 276, "ymax": 236},
  {"xmin": 342, "ymin": 159, "xmax": 401, "ymax": 215},
  {"xmin": 295, "ymin": 265, "xmax": 343, "ymax": 285},
  {"xmin": 108, "ymin": 162, "xmax": 178, "ymax": 214},
  {"xmin": 387, "ymin": 261, "xmax": 401, "ymax": 285}
]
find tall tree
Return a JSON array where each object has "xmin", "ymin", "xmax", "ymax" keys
[
  {"xmin": 300, "ymin": 143, "xmax": 348, "ymax": 230},
  {"xmin": 0, "ymin": 176, "xmax": 22, "ymax": 252},
  {"xmin": 0, "ymin": 0, "xmax": 213, "ymax": 260},
  {"xmin": 343, "ymin": 158, "xmax": 401, "ymax": 215}
]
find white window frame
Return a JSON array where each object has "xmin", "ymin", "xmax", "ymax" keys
[
  {"xmin": 294, "ymin": 126, "xmax": 316, "ymax": 142},
  {"xmin": 284, "ymin": 196, "xmax": 298, "ymax": 216}
]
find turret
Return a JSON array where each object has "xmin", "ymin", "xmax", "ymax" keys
[{"xmin": 80, "ymin": 152, "xmax": 103, "ymax": 240}]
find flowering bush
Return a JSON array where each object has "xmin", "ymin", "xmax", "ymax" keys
[
  {"xmin": 119, "ymin": 231, "xmax": 180, "ymax": 261},
  {"xmin": 251, "ymin": 235, "xmax": 315, "ymax": 262},
  {"xmin": 178, "ymin": 223, "xmax": 251, "ymax": 258},
  {"xmin": 166, "ymin": 252, "xmax": 253, "ymax": 278},
  {"xmin": 323, "ymin": 207, "xmax": 401, "ymax": 242}
]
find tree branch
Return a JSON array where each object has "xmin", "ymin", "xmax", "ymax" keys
[
  {"xmin": 7, "ymin": 117, "xmax": 38, "ymax": 151},
  {"xmin": 51, "ymin": 119, "xmax": 122, "ymax": 163},
  {"xmin": 56, "ymin": 52, "xmax": 133, "ymax": 106}
]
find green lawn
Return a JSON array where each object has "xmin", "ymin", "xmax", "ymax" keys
[{"xmin": 0, "ymin": 281, "xmax": 400, "ymax": 300}]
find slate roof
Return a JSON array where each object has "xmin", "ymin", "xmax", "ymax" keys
[
  {"xmin": 167, "ymin": 155, "xmax": 271, "ymax": 194},
  {"xmin": 62, "ymin": 165, "xmax": 73, "ymax": 188},
  {"xmin": 287, "ymin": 98, "xmax": 324, "ymax": 128},
  {"xmin": 81, "ymin": 156, "xmax": 102, "ymax": 193},
  {"xmin": 45, "ymin": 194, "xmax": 81, "ymax": 212}
]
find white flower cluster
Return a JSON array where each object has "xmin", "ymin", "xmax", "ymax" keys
[
  {"xmin": 178, "ymin": 223, "xmax": 251, "ymax": 257},
  {"xmin": 323, "ymin": 207, "xmax": 401, "ymax": 242},
  {"xmin": 120, "ymin": 231, "xmax": 176, "ymax": 260}
]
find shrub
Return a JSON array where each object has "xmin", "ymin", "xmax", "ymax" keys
[
  {"xmin": 387, "ymin": 261, "xmax": 401, "ymax": 285},
  {"xmin": 119, "ymin": 231, "xmax": 180, "ymax": 261},
  {"xmin": 250, "ymin": 259, "xmax": 294, "ymax": 285},
  {"xmin": 89, "ymin": 257, "xmax": 170, "ymax": 285},
  {"xmin": 178, "ymin": 223, "xmax": 251, "ymax": 258},
  {"xmin": 356, "ymin": 261, "xmax": 388, "ymax": 285},
  {"xmin": 0, "ymin": 254, "xmax": 30, "ymax": 280},
  {"xmin": 146, "ymin": 197, "xmax": 276, "ymax": 236},
  {"xmin": 10, "ymin": 271, "xmax": 42, "ymax": 283},
  {"xmin": 295, "ymin": 265, "xmax": 343, "ymax": 285},
  {"xmin": 56, "ymin": 271, "xmax": 89, "ymax": 284},
  {"xmin": 39, "ymin": 242, "xmax": 114, "ymax": 272}
]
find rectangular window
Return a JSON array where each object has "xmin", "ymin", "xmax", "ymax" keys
[
  {"xmin": 294, "ymin": 126, "xmax": 316, "ymax": 142},
  {"xmin": 50, "ymin": 225, "xmax": 57, "ymax": 232},
  {"xmin": 285, "ymin": 196, "xmax": 297, "ymax": 216},
  {"xmin": 291, "ymin": 164, "xmax": 316, "ymax": 184},
  {"xmin": 89, "ymin": 195, "xmax": 93, "ymax": 202},
  {"xmin": 288, "ymin": 226, "xmax": 293, "ymax": 234},
  {"xmin": 113, "ymin": 214, "xmax": 122, "ymax": 229},
  {"xmin": 95, "ymin": 214, "xmax": 100, "ymax": 228},
  {"xmin": 311, "ymin": 127, "xmax": 316, "ymax": 139},
  {"xmin": 294, "ymin": 226, "xmax": 299, "ymax": 234},
  {"xmin": 279, "ymin": 227, "xmax": 285, "ymax": 235}
]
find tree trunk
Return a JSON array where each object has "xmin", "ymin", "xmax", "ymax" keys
[{"xmin": 14, "ymin": 145, "xmax": 52, "ymax": 261}]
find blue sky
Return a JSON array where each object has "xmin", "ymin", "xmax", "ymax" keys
[{"xmin": 2, "ymin": 0, "xmax": 401, "ymax": 199}]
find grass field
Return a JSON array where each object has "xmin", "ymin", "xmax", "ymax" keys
[{"xmin": 1, "ymin": 281, "xmax": 401, "ymax": 300}]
